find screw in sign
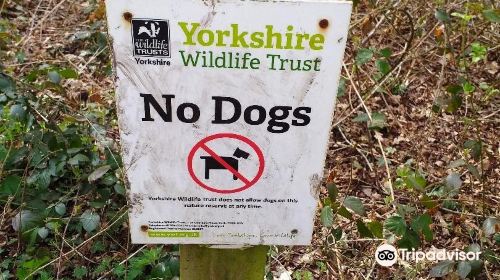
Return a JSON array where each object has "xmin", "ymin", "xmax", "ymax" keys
[{"xmin": 187, "ymin": 133, "xmax": 265, "ymax": 194}]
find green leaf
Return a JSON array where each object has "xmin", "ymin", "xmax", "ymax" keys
[
  {"xmin": 0, "ymin": 73, "xmax": 16, "ymax": 94},
  {"xmin": 9, "ymin": 104, "xmax": 26, "ymax": 120},
  {"xmin": 384, "ymin": 215, "xmax": 406, "ymax": 236},
  {"xmin": 448, "ymin": 159, "xmax": 466, "ymax": 168},
  {"xmin": 73, "ymin": 266, "xmax": 88, "ymax": 279},
  {"xmin": 398, "ymin": 228, "xmax": 421, "ymax": 249},
  {"xmin": 465, "ymin": 244, "xmax": 483, "ymax": 276},
  {"xmin": 464, "ymin": 140, "xmax": 482, "ymax": 161},
  {"xmin": 367, "ymin": 221, "xmax": 383, "ymax": 238},
  {"xmin": 327, "ymin": 183, "xmax": 338, "ymax": 203},
  {"xmin": 343, "ymin": 196, "xmax": 365, "ymax": 216},
  {"xmin": 420, "ymin": 195, "xmax": 438, "ymax": 209},
  {"xmin": 28, "ymin": 169, "xmax": 51, "ymax": 189},
  {"xmin": 16, "ymin": 257, "xmax": 50, "ymax": 280},
  {"xmin": 12, "ymin": 210, "xmax": 40, "ymax": 232},
  {"xmin": 482, "ymin": 9, "xmax": 500, "ymax": 23},
  {"xmin": 37, "ymin": 227, "xmax": 49, "ymax": 239},
  {"xmin": 466, "ymin": 164, "xmax": 481, "ymax": 179},
  {"xmin": 58, "ymin": 68, "xmax": 79, "ymax": 79},
  {"xmin": 68, "ymin": 154, "xmax": 90, "ymax": 165},
  {"xmin": 320, "ymin": 206, "xmax": 334, "ymax": 227},
  {"xmin": 355, "ymin": 48, "xmax": 373, "ymax": 65},
  {"xmin": 482, "ymin": 217, "xmax": 498, "ymax": 237},
  {"xmin": 356, "ymin": 220, "xmax": 374, "ymax": 238},
  {"xmin": 337, "ymin": 206, "xmax": 353, "ymax": 220},
  {"xmin": 447, "ymin": 84, "xmax": 464, "ymax": 95},
  {"xmin": 337, "ymin": 78, "xmax": 346, "ymax": 97},
  {"xmin": 114, "ymin": 183, "xmax": 126, "ymax": 195},
  {"xmin": 457, "ymin": 261, "xmax": 472, "ymax": 279},
  {"xmin": 47, "ymin": 71, "xmax": 61, "ymax": 84},
  {"xmin": 435, "ymin": 9, "xmax": 451, "ymax": 22},
  {"xmin": 429, "ymin": 260, "xmax": 455, "ymax": 278},
  {"xmin": 462, "ymin": 81, "xmax": 476, "ymax": 93},
  {"xmin": 88, "ymin": 165, "xmax": 111, "ymax": 182},
  {"xmin": 379, "ymin": 48, "xmax": 392, "ymax": 58},
  {"xmin": 369, "ymin": 112, "xmax": 387, "ymax": 129},
  {"xmin": 404, "ymin": 172, "xmax": 427, "ymax": 192},
  {"xmin": 445, "ymin": 173, "xmax": 463, "ymax": 190},
  {"xmin": 0, "ymin": 175, "xmax": 22, "ymax": 196},
  {"xmin": 80, "ymin": 210, "xmax": 100, "ymax": 232},
  {"xmin": 55, "ymin": 203, "xmax": 67, "ymax": 216},
  {"xmin": 375, "ymin": 59, "xmax": 391, "ymax": 75},
  {"xmin": 353, "ymin": 112, "xmax": 370, "ymax": 122},
  {"xmin": 411, "ymin": 213, "xmax": 433, "ymax": 241}
]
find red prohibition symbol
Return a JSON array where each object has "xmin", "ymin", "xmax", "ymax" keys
[{"xmin": 187, "ymin": 133, "xmax": 265, "ymax": 194}]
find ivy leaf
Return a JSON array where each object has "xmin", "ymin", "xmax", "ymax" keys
[
  {"xmin": 47, "ymin": 71, "xmax": 61, "ymax": 84},
  {"xmin": 448, "ymin": 159, "xmax": 466, "ymax": 168},
  {"xmin": 367, "ymin": 221, "xmax": 383, "ymax": 238},
  {"xmin": 435, "ymin": 9, "xmax": 451, "ymax": 22},
  {"xmin": 343, "ymin": 196, "xmax": 365, "ymax": 216},
  {"xmin": 37, "ymin": 227, "xmax": 49, "ymax": 239},
  {"xmin": 482, "ymin": 9, "xmax": 500, "ymax": 23},
  {"xmin": 12, "ymin": 210, "xmax": 40, "ymax": 232},
  {"xmin": 379, "ymin": 48, "xmax": 392, "ymax": 58},
  {"xmin": 327, "ymin": 183, "xmax": 338, "ymax": 203},
  {"xmin": 464, "ymin": 140, "xmax": 482, "ymax": 161},
  {"xmin": 80, "ymin": 210, "xmax": 100, "ymax": 232},
  {"xmin": 55, "ymin": 203, "xmax": 67, "ymax": 216},
  {"xmin": 356, "ymin": 220, "xmax": 374, "ymax": 238},
  {"xmin": 375, "ymin": 59, "xmax": 391, "ymax": 75},
  {"xmin": 369, "ymin": 112, "xmax": 387, "ymax": 129},
  {"xmin": 404, "ymin": 172, "xmax": 426, "ymax": 192},
  {"xmin": 384, "ymin": 215, "xmax": 406, "ymax": 236},
  {"xmin": 337, "ymin": 78, "xmax": 346, "ymax": 97},
  {"xmin": 59, "ymin": 68, "xmax": 79, "ymax": 79},
  {"xmin": 353, "ymin": 112, "xmax": 370, "ymax": 123},
  {"xmin": 398, "ymin": 228, "xmax": 421, "ymax": 249},
  {"xmin": 457, "ymin": 261, "xmax": 472, "ymax": 279},
  {"xmin": 73, "ymin": 266, "xmax": 88, "ymax": 279},
  {"xmin": 466, "ymin": 164, "xmax": 481, "ymax": 179},
  {"xmin": 9, "ymin": 104, "xmax": 26, "ymax": 120},
  {"xmin": 337, "ymin": 206, "xmax": 353, "ymax": 220},
  {"xmin": 320, "ymin": 206, "xmax": 334, "ymax": 228},
  {"xmin": 0, "ymin": 175, "xmax": 22, "ymax": 196},
  {"xmin": 429, "ymin": 260, "xmax": 455, "ymax": 278},
  {"xmin": 355, "ymin": 48, "xmax": 373, "ymax": 65},
  {"xmin": 88, "ymin": 165, "xmax": 111, "ymax": 182},
  {"xmin": 68, "ymin": 154, "xmax": 90, "ymax": 165},
  {"xmin": 411, "ymin": 213, "xmax": 433, "ymax": 241},
  {"xmin": 0, "ymin": 73, "xmax": 16, "ymax": 95},
  {"xmin": 445, "ymin": 173, "xmax": 463, "ymax": 190},
  {"xmin": 482, "ymin": 217, "xmax": 498, "ymax": 237}
]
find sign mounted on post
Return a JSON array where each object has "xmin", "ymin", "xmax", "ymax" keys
[{"xmin": 105, "ymin": 0, "xmax": 352, "ymax": 245}]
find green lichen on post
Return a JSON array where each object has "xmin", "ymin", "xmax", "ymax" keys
[{"xmin": 180, "ymin": 245, "xmax": 269, "ymax": 280}]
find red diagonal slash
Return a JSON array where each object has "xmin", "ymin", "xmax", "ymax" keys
[{"xmin": 200, "ymin": 144, "xmax": 251, "ymax": 185}]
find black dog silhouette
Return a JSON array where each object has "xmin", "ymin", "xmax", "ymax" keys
[{"xmin": 200, "ymin": 148, "xmax": 250, "ymax": 180}]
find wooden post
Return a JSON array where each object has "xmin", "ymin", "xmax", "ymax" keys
[{"xmin": 180, "ymin": 245, "xmax": 269, "ymax": 280}]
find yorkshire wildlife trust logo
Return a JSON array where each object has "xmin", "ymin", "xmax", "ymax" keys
[{"xmin": 132, "ymin": 19, "xmax": 170, "ymax": 57}]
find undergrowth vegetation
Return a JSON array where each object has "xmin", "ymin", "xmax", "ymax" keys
[{"xmin": 0, "ymin": 0, "xmax": 498, "ymax": 279}]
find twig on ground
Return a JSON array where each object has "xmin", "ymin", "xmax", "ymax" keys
[{"xmin": 342, "ymin": 62, "xmax": 396, "ymax": 205}]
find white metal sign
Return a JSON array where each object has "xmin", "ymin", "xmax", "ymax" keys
[{"xmin": 106, "ymin": 0, "xmax": 352, "ymax": 245}]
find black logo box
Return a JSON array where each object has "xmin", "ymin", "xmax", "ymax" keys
[{"xmin": 131, "ymin": 18, "xmax": 171, "ymax": 58}]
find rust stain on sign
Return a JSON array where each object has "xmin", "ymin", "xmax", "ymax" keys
[
  {"xmin": 123, "ymin": 11, "xmax": 133, "ymax": 23},
  {"xmin": 319, "ymin": 19, "xmax": 329, "ymax": 29}
]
